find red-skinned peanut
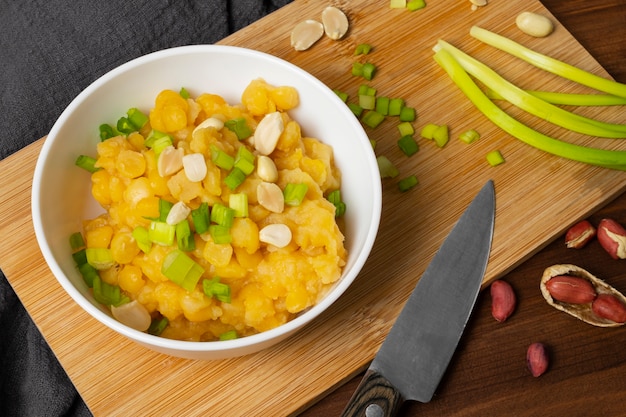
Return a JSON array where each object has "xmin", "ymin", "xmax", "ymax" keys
[
  {"xmin": 490, "ymin": 280, "xmax": 516, "ymax": 322},
  {"xmin": 592, "ymin": 294, "xmax": 626, "ymax": 323},
  {"xmin": 565, "ymin": 220, "xmax": 596, "ymax": 249},
  {"xmin": 597, "ymin": 218, "xmax": 626, "ymax": 259}
]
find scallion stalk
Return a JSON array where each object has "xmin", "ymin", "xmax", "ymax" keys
[
  {"xmin": 148, "ymin": 316, "xmax": 169, "ymax": 336},
  {"xmin": 283, "ymin": 183, "xmax": 308, "ymax": 206},
  {"xmin": 388, "ymin": 98, "xmax": 404, "ymax": 116},
  {"xmin": 203, "ymin": 277, "xmax": 231, "ymax": 303},
  {"xmin": 148, "ymin": 221, "xmax": 176, "ymax": 246},
  {"xmin": 436, "ymin": 40, "xmax": 626, "ymax": 138},
  {"xmin": 176, "ymin": 219, "xmax": 195, "ymax": 252},
  {"xmin": 234, "ymin": 146, "xmax": 255, "ymax": 175},
  {"xmin": 433, "ymin": 48, "xmax": 626, "ymax": 170},
  {"xmin": 161, "ymin": 249, "xmax": 205, "ymax": 292},
  {"xmin": 75, "ymin": 155, "xmax": 100, "ymax": 173},
  {"xmin": 210, "ymin": 203, "xmax": 235, "ymax": 228},
  {"xmin": 127, "ymin": 108, "xmax": 149, "ymax": 130},
  {"xmin": 224, "ymin": 167, "xmax": 247, "ymax": 190},
  {"xmin": 69, "ymin": 232, "xmax": 85, "ymax": 251},
  {"xmin": 229, "ymin": 193, "xmax": 249, "ymax": 218},
  {"xmin": 398, "ymin": 175, "xmax": 418, "ymax": 192},
  {"xmin": 211, "ymin": 145, "xmax": 235, "ymax": 170},
  {"xmin": 191, "ymin": 203, "xmax": 210, "ymax": 234},
  {"xmin": 486, "ymin": 150, "xmax": 505, "ymax": 166},
  {"xmin": 86, "ymin": 247, "xmax": 116, "ymax": 270},
  {"xmin": 224, "ymin": 118, "xmax": 252, "ymax": 140},
  {"xmin": 208, "ymin": 225, "xmax": 232, "ymax": 244},
  {"xmin": 485, "ymin": 89, "xmax": 626, "ymax": 107},
  {"xmin": 219, "ymin": 330, "xmax": 238, "ymax": 340},
  {"xmin": 132, "ymin": 226, "xmax": 152, "ymax": 253},
  {"xmin": 397, "ymin": 135, "xmax": 419, "ymax": 156},
  {"xmin": 326, "ymin": 189, "xmax": 346, "ymax": 217},
  {"xmin": 376, "ymin": 155, "xmax": 399, "ymax": 178},
  {"xmin": 362, "ymin": 111, "xmax": 385, "ymax": 129},
  {"xmin": 470, "ymin": 26, "xmax": 626, "ymax": 99},
  {"xmin": 92, "ymin": 277, "xmax": 129, "ymax": 306}
]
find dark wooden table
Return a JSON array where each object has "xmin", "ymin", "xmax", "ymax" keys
[{"xmin": 303, "ymin": 1, "xmax": 626, "ymax": 415}]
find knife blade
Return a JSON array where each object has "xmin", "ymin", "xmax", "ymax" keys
[{"xmin": 341, "ymin": 180, "xmax": 495, "ymax": 417}]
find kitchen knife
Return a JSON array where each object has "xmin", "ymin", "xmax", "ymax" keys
[{"xmin": 341, "ymin": 180, "xmax": 495, "ymax": 417}]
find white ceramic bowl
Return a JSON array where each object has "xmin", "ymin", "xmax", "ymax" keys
[{"xmin": 32, "ymin": 45, "xmax": 381, "ymax": 360}]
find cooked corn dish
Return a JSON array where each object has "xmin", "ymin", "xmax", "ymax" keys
[{"xmin": 72, "ymin": 79, "xmax": 347, "ymax": 341}]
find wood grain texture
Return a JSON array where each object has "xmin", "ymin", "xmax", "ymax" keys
[{"xmin": 2, "ymin": 0, "xmax": 626, "ymax": 416}]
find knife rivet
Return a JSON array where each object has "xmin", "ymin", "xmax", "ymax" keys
[{"xmin": 365, "ymin": 404, "xmax": 384, "ymax": 417}]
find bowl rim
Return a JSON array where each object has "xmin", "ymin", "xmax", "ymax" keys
[{"xmin": 31, "ymin": 44, "xmax": 382, "ymax": 354}]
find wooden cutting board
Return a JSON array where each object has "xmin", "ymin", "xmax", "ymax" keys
[{"xmin": 2, "ymin": 0, "xmax": 626, "ymax": 415}]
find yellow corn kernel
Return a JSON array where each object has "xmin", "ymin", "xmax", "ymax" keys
[
  {"xmin": 127, "ymin": 132, "xmax": 146, "ymax": 151},
  {"xmin": 285, "ymin": 282, "xmax": 310, "ymax": 313},
  {"xmin": 116, "ymin": 149, "xmax": 146, "ymax": 179},
  {"xmin": 276, "ymin": 119, "xmax": 301, "ymax": 152},
  {"xmin": 118, "ymin": 264, "xmax": 145, "ymax": 295},
  {"xmin": 150, "ymin": 90, "xmax": 189, "ymax": 132},
  {"xmin": 167, "ymin": 170, "xmax": 204, "ymax": 203},
  {"xmin": 196, "ymin": 93, "xmax": 227, "ymax": 116},
  {"xmin": 270, "ymin": 86, "xmax": 299, "ymax": 110},
  {"xmin": 123, "ymin": 177, "xmax": 153, "ymax": 205},
  {"xmin": 91, "ymin": 169, "xmax": 112, "ymax": 206},
  {"xmin": 213, "ymin": 259, "xmax": 247, "ymax": 279},
  {"xmin": 181, "ymin": 291, "xmax": 218, "ymax": 322},
  {"xmin": 99, "ymin": 265, "xmax": 120, "ymax": 286},
  {"xmin": 230, "ymin": 218, "xmax": 260, "ymax": 254},
  {"xmin": 241, "ymin": 79, "xmax": 275, "ymax": 116},
  {"xmin": 154, "ymin": 281, "xmax": 185, "ymax": 321},
  {"xmin": 134, "ymin": 245, "xmax": 170, "ymax": 283},
  {"xmin": 86, "ymin": 225, "xmax": 114, "ymax": 248},
  {"xmin": 134, "ymin": 196, "xmax": 160, "ymax": 221},
  {"xmin": 108, "ymin": 176, "xmax": 126, "ymax": 203},
  {"xmin": 203, "ymin": 240, "xmax": 233, "ymax": 267},
  {"xmin": 300, "ymin": 157, "xmax": 327, "ymax": 188},
  {"xmin": 110, "ymin": 231, "xmax": 141, "ymax": 264},
  {"xmin": 234, "ymin": 247, "xmax": 263, "ymax": 270}
]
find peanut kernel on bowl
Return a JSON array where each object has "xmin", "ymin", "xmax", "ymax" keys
[{"xmin": 31, "ymin": 45, "xmax": 382, "ymax": 360}]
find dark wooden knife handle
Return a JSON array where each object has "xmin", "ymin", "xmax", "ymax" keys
[{"xmin": 340, "ymin": 369, "xmax": 404, "ymax": 417}]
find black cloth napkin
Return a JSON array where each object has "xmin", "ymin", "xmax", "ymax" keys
[{"xmin": 0, "ymin": 1, "xmax": 292, "ymax": 415}]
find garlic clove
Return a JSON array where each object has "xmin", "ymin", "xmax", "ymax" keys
[
  {"xmin": 111, "ymin": 300, "xmax": 152, "ymax": 332},
  {"xmin": 166, "ymin": 201, "xmax": 191, "ymax": 225},
  {"xmin": 157, "ymin": 145, "xmax": 184, "ymax": 177},
  {"xmin": 257, "ymin": 182, "xmax": 285, "ymax": 213},
  {"xmin": 259, "ymin": 223, "xmax": 292, "ymax": 248},
  {"xmin": 182, "ymin": 153, "xmax": 207, "ymax": 182},
  {"xmin": 291, "ymin": 19, "xmax": 324, "ymax": 51},
  {"xmin": 253, "ymin": 111, "xmax": 284, "ymax": 155},
  {"xmin": 321, "ymin": 6, "xmax": 349, "ymax": 40},
  {"xmin": 256, "ymin": 155, "xmax": 278, "ymax": 183}
]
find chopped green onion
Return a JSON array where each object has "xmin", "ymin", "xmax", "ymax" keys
[
  {"xmin": 191, "ymin": 203, "xmax": 210, "ymax": 234},
  {"xmin": 224, "ymin": 118, "xmax": 253, "ymax": 140},
  {"xmin": 158, "ymin": 199, "xmax": 173, "ymax": 222},
  {"xmin": 148, "ymin": 316, "xmax": 169, "ymax": 336},
  {"xmin": 203, "ymin": 277, "xmax": 231, "ymax": 303},
  {"xmin": 209, "ymin": 225, "xmax": 232, "ymax": 244},
  {"xmin": 370, "ymin": 139, "xmax": 377, "ymax": 150},
  {"xmin": 234, "ymin": 146, "xmax": 255, "ymax": 175},
  {"xmin": 70, "ymin": 232, "xmax": 85, "ymax": 251},
  {"xmin": 354, "ymin": 43, "xmax": 372, "ymax": 55},
  {"xmin": 399, "ymin": 106, "xmax": 416, "ymax": 122},
  {"xmin": 99, "ymin": 124, "xmax": 120, "ymax": 141},
  {"xmin": 397, "ymin": 122, "xmax": 415, "ymax": 137},
  {"xmin": 397, "ymin": 135, "xmax": 419, "ymax": 156},
  {"xmin": 229, "ymin": 193, "xmax": 249, "ymax": 218},
  {"xmin": 348, "ymin": 103, "xmax": 364, "ymax": 117},
  {"xmin": 176, "ymin": 219, "xmax": 195, "ymax": 252},
  {"xmin": 127, "ymin": 108, "xmax": 149, "ymax": 130},
  {"xmin": 358, "ymin": 85, "xmax": 377, "ymax": 96},
  {"xmin": 352, "ymin": 62, "xmax": 364, "ymax": 77},
  {"xmin": 93, "ymin": 276, "xmax": 129, "ymax": 307},
  {"xmin": 362, "ymin": 63, "xmax": 377, "ymax": 81},
  {"xmin": 376, "ymin": 155, "xmax": 400, "ymax": 178},
  {"xmin": 224, "ymin": 167, "xmax": 247, "ymax": 190},
  {"xmin": 148, "ymin": 221, "xmax": 176, "ymax": 246},
  {"xmin": 486, "ymin": 150, "xmax": 506, "ymax": 166},
  {"xmin": 161, "ymin": 249, "xmax": 205, "ymax": 292},
  {"xmin": 116, "ymin": 117, "xmax": 136, "ymax": 134},
  {"xmin": 78, "ymin": 262, "xmax": 99, "ymax": 288},
  {"xmin": 459, "ymin": 129, "xmax": 480, "ymax": 144},
  {"xmin": 433, "ymin": 47, "xmax": 626, "ymax": 170},
  {"xmin": 72, "ymin": 248, "xmax": 88, "ymax": 266},
  {"xmin": 132, "ymin": 226, "xmax": 152, "ymax": 253},
  {"xmin": 432, "ymin": 124, "xmax": 449, "ymax": 147},
  {"xmin": 388, "ymin": 98, "xmax": 404, "ymax": 116},
  {"xmin": 219, "ymin": 330, "xmax": 238, "ymax": 341},
  {"xmin": 470, "ymin": 26, "xmax": 626, "ymax": 99},
  {"xmin": 376, "ymin": 96, "xmax": 390, "ymax": 115},
  {"xmin": 211, "ymin": 145, "xmax": 235, "ymax": 170},
  {"xmin": 327, "ymin": 190, "xmax": 346, "ymax": 217},
  {"xmin": 211, "ymin": 203, "xmax": 235, "ymax": 228},
  {"xmin": 420, "ymin": 123, "xmax": 439, "ymax": 140},
  {"xmin": 86, "ymin": 248, "xmax": 116, "ymax": 270},
  {"xmin": 145, "ymin": 131, "xmax": 173, "ymax": 155},
  {"xmin": 407, "ymin": 0, "xmax": 426, "ymax": 11},
  {"xmin": 179, "ymin": 87, "xmax": 190, "ymax": 99},
  {"xmin": 437, "ymin": 39, "xmax": 626, "ymax": 138},
  {"xmin": 390, "ymin": 0, "xmax": 407, "ymax": 8},
  {"xmin": 334, "ymin": 89, "xmax": 349, "ymax": 102},
  {"xmin": 362, "ymin": 111, "xmax": 385, "ymax": 129},
  {"xmin": 398, "ymin": 175, "xmax": 419, "ymax": 192},
  {"xmin": 75, "ymin": 155, "xmax": 100, "ymax": 173},
  {"xmin": 283, "ymin": 183, "xmax": 308, "ymax": 206},
  {"xmin": 359, "ymin": 94, "xmax": 376, "ymax": 110}
]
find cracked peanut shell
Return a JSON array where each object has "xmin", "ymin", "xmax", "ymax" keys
[{"xmin": 540, "ymin": 264, "xmax": 626, "ymax": 327}]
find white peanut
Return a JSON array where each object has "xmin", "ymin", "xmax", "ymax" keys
[
  {"xmin": 515, "ymin": 12, "xmax": 554, "ymax": 37},
  {"xmin": 182, "ymin": 153, "xmax": 207, "ymax": 182},
  {"xmin": 253, "ymin": 112, "xmax": 284, "ymax": 155},
  {"xmin": 111, "ymin": 300, "xmax": 152, "ymax": 331},
  {"xmin": 290, "ymin": 19, "xmax": 324, "ymax": 51},
  {"xmin": 257, "ymin": 182, "xmax": 284, "ymax": 213},
  {"xmin": 166, "ymin": 201, "xmax": 191, "ymax": 225},
  {"xmin": 157, "ymin": 145, "xmax": 184, "ymax": 177},
  {"xmin": 259, "ymin": 223, "xmax": 292, "ymax": 248},
  {"xmin": 257, "ymin": 155, "xmax": 278, "ymax": 182}
]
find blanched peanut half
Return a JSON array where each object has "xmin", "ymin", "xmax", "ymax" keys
[
  {"xmin": 111, "ymin": 300, "xmax": 151, "ymax": 331},
  {"xmin": 253, "ymin": 111, "xmax": 284, "ymax": 155},
  {"xmin": 157, "ymin": 145, "xmax": 184, "ymax": 177},
  {"xmin": 166, "ymin": 201, "xmax": 191, "ymax": 225},
  {"xmin": 257, "ymin": 155, "xmax": 278, "ymax": 183},
  {"xmin": 257, "ymin": 182, "xmax": 284, "ymax": 213},
  {"xmin": 321, "ymin": 6, "xmax": 349, "ymax": 40},
  {"xmin": 182, "ymin": 153, "xmax": 207, "ymax": 182},
  {"xmin": 191, "ymin": 116, "xmax": 224, "ymax": 143},
  {"xmin": 470, "ymin": 0, "xmax": 488, "ymax": 11},
  {"xmin": 259, "ymin": 223, "xmax": 292, "ymax": 248},
  {"xmin": 291, "ymin": 19, "xmax": 324, "ymax": 51},
  {"xmin": 516, "ymin": 12, "xmax": 554, "ymax": 37}
]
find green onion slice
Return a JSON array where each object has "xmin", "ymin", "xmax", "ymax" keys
[{"xmin": 161, "ymin": 249, "xmax": 205, "ymax": 292}]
